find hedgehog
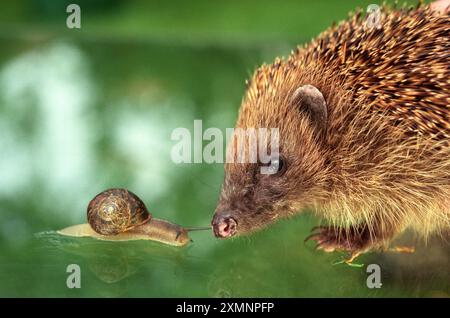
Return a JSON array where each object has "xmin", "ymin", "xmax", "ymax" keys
[{"xmin": 211, "ymin": 2, "xmax": 450, "ymax": 262}]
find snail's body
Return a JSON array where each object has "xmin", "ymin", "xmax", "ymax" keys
[
  {"xmin": 58, "ymin": 219, "xmax": 191, "ymax": 247},
  {"xmin": 59, "ymin": 188, "xmax": 205, "ymax": 247}
]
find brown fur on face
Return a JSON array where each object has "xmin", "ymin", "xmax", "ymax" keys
[
  {"xmin": 213, "ymin": 3, "xmax": 450, "ymax": 250},
  {"xmin": 215, "ymin": 78, "xmax": 331, "ymax": 234}
]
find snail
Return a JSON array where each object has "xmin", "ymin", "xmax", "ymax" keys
[{"xmin": 58, "ymin": 188, "xmax": 210, "ymax": 247}]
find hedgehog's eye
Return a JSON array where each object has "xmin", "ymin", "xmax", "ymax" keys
[{"xmin": 260, "ymin": 155, "xmax": 287, "ymax": 176}]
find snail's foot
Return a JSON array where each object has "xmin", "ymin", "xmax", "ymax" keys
[{"xmin": 305, "ymin": 225, "xmax": 374, "ymax": 256}]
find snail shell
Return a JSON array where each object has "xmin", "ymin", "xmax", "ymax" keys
[{"xmin": 87, "ymin": 188, "xmax": 151, "ymax": 235}]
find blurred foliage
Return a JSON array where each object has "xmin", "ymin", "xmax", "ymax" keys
[{"xmin": 0, "ymin": 0, "xmax": 426, "ymax": 45}]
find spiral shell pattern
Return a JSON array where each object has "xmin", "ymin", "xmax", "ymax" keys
[{"xmin": 87, "ymin": 188, "xmax": 151, "ymax": 235}]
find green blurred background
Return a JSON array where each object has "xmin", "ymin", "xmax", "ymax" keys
[{"xmin": 0, "ymin": 0, "xmax": 448, "ymax": 297}]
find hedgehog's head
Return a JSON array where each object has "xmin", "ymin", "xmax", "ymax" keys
[{"xmin": 212, "ymin": 66, "xmax": 330, "ymax": 238}]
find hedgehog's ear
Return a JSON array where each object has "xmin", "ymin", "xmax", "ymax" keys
[{"xmin": 291, "ymin": 84, "xmax": 327, "ymax": 136}]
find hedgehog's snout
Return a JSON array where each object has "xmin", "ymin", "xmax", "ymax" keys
[{"xmin": 212, "ymin": 213, "xmax": 237, "ymax": 238}]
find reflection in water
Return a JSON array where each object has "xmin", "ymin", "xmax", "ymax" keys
[
  {"xmin": 374, "ymin": 234, "xmax": 450, "ymax": 297},
  {"xmin": 206, "ymin": 221, "xmax": 449, "ymax": 297},
  {"xmin": 89, "ymin": 253, "xmax": 134, "ymax": 284},
  {"xmin": 37, "ymin": 231, "xmax": 194, "ymax": 285},
  {"xmin": 15, "ymin": 222, "xmax": 450, "ymax": 297}
]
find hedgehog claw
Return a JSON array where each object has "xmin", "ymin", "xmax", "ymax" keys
[
  {"xmin": 315, "ymin": 242, "xmax": 336, "ymax": 252},
  {"xmin": 304, "ymin": 233, "xmax": 321, "ymax": 243},
  {"xmin": 305, "ymin": 225, "xmax": 369, "ymax": 254},
  {"xmin": 305, "ymin": 226, "xmax": 328, "ymax": 242}
]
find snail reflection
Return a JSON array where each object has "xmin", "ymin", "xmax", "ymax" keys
[{"xmin": 37, "ymin": 230, "xmax": 196, "ymax": 285}]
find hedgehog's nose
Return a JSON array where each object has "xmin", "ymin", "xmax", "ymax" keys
[{"xmin": 212, "ymin": 214, "xmax": 237, "ymax": 238}]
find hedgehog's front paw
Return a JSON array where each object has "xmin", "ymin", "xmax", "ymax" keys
[{"xmin": 305, "ymin": 226, "xmax": 373, "ymax": 255}]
